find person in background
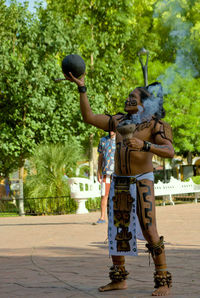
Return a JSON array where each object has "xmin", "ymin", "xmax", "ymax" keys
[{"xmin": 97, "ymin": 131, "xmax": 116, "ymax": 223}]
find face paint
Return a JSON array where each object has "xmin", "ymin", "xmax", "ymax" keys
[
  {"xmin": 125, "ymin": 99, "xmax": 137, "ymax": 107},
  {"xmin": 123, "ymin": 83, "xmax": 164, "ymax": 125},
  {"xmin": 124, "ymin": 89, "xmax": 142, "ymax": 114}
]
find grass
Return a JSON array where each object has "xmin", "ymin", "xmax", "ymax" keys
[{"xmin": 0, "ymin": 212, "xmax": 19, "ymax": 217}]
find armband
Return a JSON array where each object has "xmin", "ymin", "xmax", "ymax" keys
[
  {"xmin": 78, "ymin": 86, "xmax": 87, "ymax": 93},
  {"xmin": 143, "ymin": 141, "xmax": 152, "ymax": 152}
]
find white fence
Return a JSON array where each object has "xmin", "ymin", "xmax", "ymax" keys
[
  {"xmin": 154, "ymin": 176, "xmax": 200, "ymax": 205},
  {"xmin": 68, "ymin": 176, "xmax": 200, "ymax": 214}
]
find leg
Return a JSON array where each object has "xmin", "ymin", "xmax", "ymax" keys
[
  {"xmin": 137, "ymin": 179, "xmax": 172, "ymax": 296},
  {"xmin": 100, "ymin": 194, "xmax": 109, "ymax": 220},
  {"xmin": 98, "ymin": 255, "xmax": 128, "ymax": 292},
  {"xmin": 97, "ymin": 175, "xmax": 111, "ymax": 222}
]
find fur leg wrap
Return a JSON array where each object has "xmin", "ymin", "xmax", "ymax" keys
[
  {"xmin": 146, "ymin": 236, "xmax": 165, "ymax": 257},
  {"xmin": 109, "ymin": 265, "xmax": 129, "ymax": 282},
  {"xmin": 154, "ymin": 271, "xmax": 172, "ymax": 288}
]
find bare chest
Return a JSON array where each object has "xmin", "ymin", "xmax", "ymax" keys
[{"xmin": 116, "ymin": 121, "xmax": 153, "ymax": 144}]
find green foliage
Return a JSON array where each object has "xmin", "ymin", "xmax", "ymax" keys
[
  {"xmin": 46, "ymin": 0, "xmax": 200, "ymax": 155},
  {"xmin": 164, "ymin": 77, "xmax": 200, "ymax": 153},
  {"xmin": 23, "ymin": 141, "xmax": 83, "ymax": 213},
  {"xmin": 24, "ymin": 141, "xmax": 83, "ymax": 198},
  {"xmin": 78, "ymin": 165, "xmax": 90, "ymax": 178},
  {"xmin": 0, "ymin": 212, "xmax": 19, "ymax": 217},
  {"xmin": 24, "ymin": 197, "xmax": 77, "ymax": 215},
  {"xmin": 191, "ymin": 175, "xmax": 200, "ymax": 184},
  {"xmin": 0, "ymin": 1, "xmax": 90, "ymax": 176},
  {"xmin": 0, "ymin": 200, "xmax": 18, "ymax": 213},
  {"xmin": 1, "ymin": 0, "xmax": 200, "ymax": 178},
  {"xmin": 46, "ymin": 0, "xmax": 162, "ymax": 139},
  {"xmin": 85, "ymin": 197, "xmax": 101, "ymax": 211}
]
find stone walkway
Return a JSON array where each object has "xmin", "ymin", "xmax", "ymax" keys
[{"xmin": 0, "ymin": 203, "xmax": 200, "ymax": 298}]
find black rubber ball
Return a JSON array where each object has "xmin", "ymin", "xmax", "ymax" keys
[{"xmin": 62, "ymin": 54, "xmax": 85, "ymax": 78}]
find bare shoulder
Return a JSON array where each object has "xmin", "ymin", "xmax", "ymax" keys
[
  {"xmin": 153, "ymin": 118, "xmax": 173, "ymax": 143},
  {"xmin": 108, "ymin": 113, "xmax": 125, "ymax": 131},
  {"xmin": 112, "ymin": 113, "xmax": 125, "ymax": 121},
  {"xmin": 154, "ymin": 119, "xmax": 172, "ymax": 129}
]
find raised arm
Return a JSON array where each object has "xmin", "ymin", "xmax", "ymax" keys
[{"xmin": 65, "ymin": 73, "xmax": 110, "ymax": 131}]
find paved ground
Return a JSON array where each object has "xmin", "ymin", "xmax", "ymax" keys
[{"xmin": 0, "ymin": 203, "xmax": 200, "ymax": 298}]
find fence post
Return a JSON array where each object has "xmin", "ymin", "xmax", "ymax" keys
[{"xmin": 19, "ymin": 178, "xmax": 25, "ymax": 216}]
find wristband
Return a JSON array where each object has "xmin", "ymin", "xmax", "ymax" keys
[
  {"xmin": 143, "ymin": 141, "xmax": 151, "ymax": 152},
  {"xmin": 78, "ymin": 86, "xmax": 87, "ymax": 93}
]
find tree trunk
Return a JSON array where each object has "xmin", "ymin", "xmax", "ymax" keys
[
  {"xmin": 187, "ymin": 152, "xmax": 192, "ymax": 164},
  {"xmin": 19, "ymin": 166, "xmax": 25, "ymax": 216},
  {"xmin": 163, "ymin": 158, "xmax": 167, "ymax": 183},
  {"xmin": 89, "ymin": 134, "xmax": 94, "ymax": 181}
]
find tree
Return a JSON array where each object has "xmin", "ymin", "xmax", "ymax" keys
[
  {"xmin": 46, "ymin": 0, "xmax": 161, "ymax": 129},
  {"xmin": 1, "ymin": 0, "xmax": 200, "ymax": 178},
  {"xmin": 164, "ymin": 76, "xmax": 200, "ymax": 154},
  {"xmin": 0, "ymin": 1, "xmax": 85, "ymax": 176},
  {"xmin": 152, "ymin": 0, "xmax": 200, "ymax": 156}
]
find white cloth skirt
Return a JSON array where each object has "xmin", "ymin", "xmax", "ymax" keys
[{"xmin": 108, "ymin": 172, "xmax": 154, "ymax": 256}]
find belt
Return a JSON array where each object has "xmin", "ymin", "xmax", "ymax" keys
[{"xmin": 113, "ymin": 176, "xmax": 137, "ymax": 192}]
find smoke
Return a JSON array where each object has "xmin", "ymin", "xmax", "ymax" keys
[
  {"xmin": 154, "ymin": 0, "xmax": 198, "ymax": 94},
  {"xmin": 129, "ymin": 95, "xmax": 161, "ymax": 123},
  {"xmin": 136, "ymin": 83, "xmax": 163, "ymax": 123},
  {"xmin": 118, "ymin": 83, "xmax": 163, "ymax": 126}
]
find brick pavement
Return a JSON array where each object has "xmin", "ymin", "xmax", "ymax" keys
[{"xmin": 0, "ymin": 203, "xmax": 200, "ymax": 298}]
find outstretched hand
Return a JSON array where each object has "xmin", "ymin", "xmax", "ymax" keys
[{"xmin": 64, "ymin": 72, "xmax": 85, "ymax": 87}]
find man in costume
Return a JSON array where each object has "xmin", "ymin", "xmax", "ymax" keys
[
  {"xmin": 97, "ymin": 131, "xmax": 116, "ymax": 223},
  {"xmin": 65, "ymin": 72, "xmax": 174, "ymax": 296}
]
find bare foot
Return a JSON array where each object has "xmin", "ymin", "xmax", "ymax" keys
[
  {"xmin": 152, "ymin": 285, "xmax": 170, "ymax": 296},
  {"xmin": 98, "ymin": 280, "xmax": 127, "ymax": 292}
]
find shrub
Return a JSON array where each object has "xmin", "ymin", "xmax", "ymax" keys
[
  {"xmin": 192, "ymin": 176, "xmax": 200, "ymax": 184},
  {"xmin": 24, "ymin": 141, "xmax": 83, "ymax": 214}
]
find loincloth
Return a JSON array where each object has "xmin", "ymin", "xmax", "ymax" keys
[{"xmin": 108, "ymin": 172, "xmax": 154, "ymax": 256}]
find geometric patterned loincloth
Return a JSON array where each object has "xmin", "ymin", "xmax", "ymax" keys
[{"xmin": 108, "ymin": 172, "xmax": 154, "ymax": 256}]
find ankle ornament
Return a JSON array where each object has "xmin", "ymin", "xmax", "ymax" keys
[
  {"xmin": 154, "ymin": 271, "xmax": 172, "ymax": 288},
  {"xmin": 109, "ymin": 265, "xmax": 129, "ymax": 282},
  {"xmin": 146, "ymin": 236, "xmax": 165, "ymax": 257}
]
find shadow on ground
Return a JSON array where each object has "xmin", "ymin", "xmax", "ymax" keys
[{"xmin": 0, "ymin": 245, "xmax": 200, "ymax": 298}]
